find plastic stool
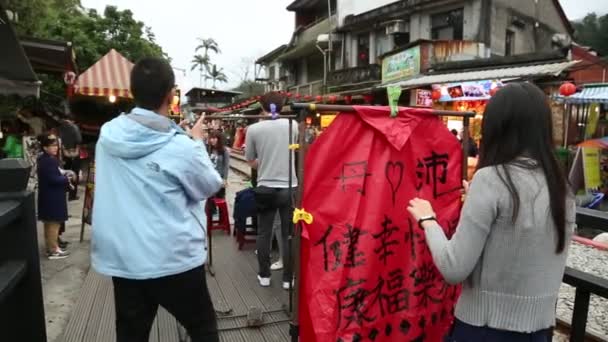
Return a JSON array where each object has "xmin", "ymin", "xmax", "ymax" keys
[{"xmin": 208, "ymin": 198, "xmax": 231, "ymax": 234}]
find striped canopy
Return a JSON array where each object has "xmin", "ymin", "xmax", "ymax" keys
[
  {"xmin": 578, "ymin": 137, "xmax": 608, "ymax": 149},
  {"xmin": 75, "ymin": 49, "xmax": 134, "ymax": 98},
  {"xmin": 563, "ymin": 84, "xmax": 608, "ymax": 104}
]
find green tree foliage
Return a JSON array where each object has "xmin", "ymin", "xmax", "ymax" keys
[
  {"xmin": 3, "ymin": 0, "xmax": 168, "ymax": 100},
  {"xmin": 191, "ymin": 54, "xmax": 210, "ymax": 87},
  {"xmin": 193, "ymin": 37, "xmax": 225, "ymax": 87},
  {"xmin": 206, "ymin": 64, "xmax": 228, "ymax": 88},
  {"xmin": 195, "ymin": 38, "xmax": 220, "ymax": 56},
  {"xmin": 572, "ymin": 13, "xmax": 608, "ymax": 56}
]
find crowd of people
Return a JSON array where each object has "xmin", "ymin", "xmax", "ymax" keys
[
  {"xmin": 1, "ymin": 111, "xmax": 83, "ymax": 260},
  {"xmin": 1, "ymin": 55, "xmax": 573, "ymax": 342}
]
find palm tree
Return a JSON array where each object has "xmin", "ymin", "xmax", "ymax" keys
[
  {"xmin": 206, "ymin": 64, "xmax": 228, "ymax": 88},
  {"xmin": 196, "ymin": 38, "xmax": 221, "ymax": 57},
  {"xmin": 190, "ymin": 54, "xmax": 210, "ymax": 87}
]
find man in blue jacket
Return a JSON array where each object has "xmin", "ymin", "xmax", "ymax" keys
[{"xmin": 91, "ymin": 58, "xmax": 222, "ymax": 342}]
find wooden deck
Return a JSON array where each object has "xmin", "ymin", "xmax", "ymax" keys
[{"xmin": 60, "ymin": 231, "xmax": 292, "ymax": 342}]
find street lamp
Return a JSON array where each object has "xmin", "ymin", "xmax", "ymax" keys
[{"xmin": 317, "ymin": 34, "xmax": 331, "ymax": 92}]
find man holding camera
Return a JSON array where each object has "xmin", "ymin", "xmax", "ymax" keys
[{"xmin": 91, "ymin": 58, "xmax": 222, "ymax": 342}]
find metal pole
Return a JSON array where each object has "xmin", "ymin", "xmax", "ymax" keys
[
  {"xmin": 563, "ymin": 103, "xmax": 570, "ymax": 148},
  {"xmin": 327, "ymin": 0, "xmax": 333, "ymax": 72},
  {"xmin": 290, "ymin": 103, "xmax": 475, "ymax": 118},
  {"xmin": 287, "ymin": 116, "xmax": 294, "ymax": 314},
  {"xmin": 290, "ymin": 109, "xmax": 307, "ymax": 342},
  {"xmin": 462, "ymin": 116, "xmax": 471, "ymax": 181},
  {"xmin": 316, "ymin": 45, "xmax": 328, "ymax": 93}
]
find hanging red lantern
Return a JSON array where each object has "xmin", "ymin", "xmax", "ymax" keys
[
  {"xmin": 431, "ymin": 89, "xmax": 442, "ymax": 101},
  {"xmin": 344, "ymin": 95, "xmax": 352, "ymax": 104},
  {"xmin": 363, "ymin": 94, "xmax": 373, "ymax": 104},
  {"xmin": 286, "ymin": 92, "xmax": 292, "ymax": 98},
  {"xmin": 559, "ymin": 82, "xmax": 576, "ymax": 97},
  {"xmin": 328, "ymin": 95, "xmax": 337, "ymax": 104},
  {"xmin": 315, "ymin": 95, "xmax": 323, "ymax": 102},
  {"xmin": 295, "ymin": 93, "xmax": 301, "ymax": 99},
  {"xmin": 304, "ymin": 95, "xmax": 312, "ymax": 101}
]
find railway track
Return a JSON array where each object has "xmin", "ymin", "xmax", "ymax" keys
[{"xmin": 229, "ymin": 149, "xmax": 251, "ymax": 179}]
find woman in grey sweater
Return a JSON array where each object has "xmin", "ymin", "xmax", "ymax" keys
[{"xmin": 408, "ymin": 83, "xmax": 575, "ymax": 341}]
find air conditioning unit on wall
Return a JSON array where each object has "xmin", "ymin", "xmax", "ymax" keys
[{"xmin": 385, "ymin": 20, "xmax": 408, "ymax": 35}]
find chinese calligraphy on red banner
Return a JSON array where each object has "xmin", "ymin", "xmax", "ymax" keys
[{"xmin": 299, "ymin": 106, "xmax": 463, "ymax": 342}]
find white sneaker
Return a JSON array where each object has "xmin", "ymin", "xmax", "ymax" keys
[
  {"xmin": 270, "ymin": 260, "xmax": 284, "ymax": 271},
  {"xmin": 257, "ymin": 275, "xmax": 270, "ymax": 287},
  {"xmin": 48, "ymin": 248, "xmax": 70, "ymax": 260},
  {"xmin": 282, "ymin": 280, "xmax": 294, "ymax": 290}
]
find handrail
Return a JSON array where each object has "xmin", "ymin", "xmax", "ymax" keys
[
  {"xmin": 562, "ymin": 267, "xmax": 608, "ymax": 342},
  {"xmin": 0, "ymin": 192, "xmax": 47, "ymax": 341},
  {"xmin": 576, "ymin": 207, "xmax": 608, "ymax": 233}
]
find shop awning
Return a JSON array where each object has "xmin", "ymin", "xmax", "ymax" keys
[
  {"xmin": 0, "ymin": 5, "xmax": 40, "ymax": 97},
  {"xmin": 381, "ymin": 60, "xmax": 579, "ymax": 89},
  {"xmin": 21, "ymin": 37, "xmax": 77, "ymax": 75},
  {"xmin": 565, "ymin": 84, "xmax": 608, "ymax": 104},
  {"xmin": 75, "ymin": 49, "xmax": 134, "ymax": 98}
]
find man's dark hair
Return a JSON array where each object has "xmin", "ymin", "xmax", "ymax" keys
[
  {"xmin": 130, "ymin": 57, "xmax": 175, "ymax": 110},
  {"xmin": 259, "ymin": 92, "xmax": 287, "ymax": 114}
]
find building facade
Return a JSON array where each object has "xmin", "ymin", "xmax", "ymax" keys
[{"xmin": 256, "ymin": 0, "xmax": 573, "ymax": 97}]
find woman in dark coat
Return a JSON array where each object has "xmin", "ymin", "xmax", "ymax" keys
[{"xmin": 37, "ymin": 134, "xmax": 71, "ymax": 259}]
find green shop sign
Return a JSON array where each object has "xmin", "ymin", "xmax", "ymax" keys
[{"xmin": 382, "ymin": 46, "xmax": 421, "ymax": 84}]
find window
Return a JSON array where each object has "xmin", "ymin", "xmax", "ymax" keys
[
  {"xmin": 268, "ymin": 66, "xmax": 276, "ymax": 81},
  {"xmin": 394, "ymin": 33, "xmax": 410, "ymax": 48},
  {"xmin": 505, "ymin": 30, "xmax": 515, "ymax": 56},
  {"xmin": 431, "ymin": 9, "xmax": 464, "ymax": 40},
  {"xmin": 357, "ymin": 33, "xmax": 370, "ymax": 67}
]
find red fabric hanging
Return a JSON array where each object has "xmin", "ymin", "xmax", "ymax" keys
[{"xmin": 299, "ymin": 106, "xmax": 463, "ymax": 342}]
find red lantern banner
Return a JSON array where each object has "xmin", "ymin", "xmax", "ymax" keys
[{"xmin": 299, "ymin": 106, "xmax": 462, "ymax": 342}]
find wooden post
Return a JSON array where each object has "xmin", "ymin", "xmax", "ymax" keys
[{"xmin": 290, "ymin": 109, "xmax": 308, "ymax": 342}]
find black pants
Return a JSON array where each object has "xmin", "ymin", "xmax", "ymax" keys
[
  {"xmin": 445, "ymin": 319, "xmax": 552, "ymax": 342},
  {"xmin": 64, "ymin": 157, "xmax": 80, "ymax": 200},
  {"xmin": 255, "ymin": 187, "xmax": 295, "ymax": 282},
  {"xmin": 112, "ymin": 266, "xmax": 219, "ymax": 342}
]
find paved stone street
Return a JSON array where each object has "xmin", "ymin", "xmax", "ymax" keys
[{"xmin": 38, "ymin": 188, "xmax": 90, "ymax": 342}]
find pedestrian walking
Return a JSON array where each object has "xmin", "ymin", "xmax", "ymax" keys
[
  {"xmin": 245, "ymin": 91, "xmax": 298, "ymax": 289},
  {"xmin": 407, "ymin": 83, "xmax": 575, "ymax": 341},
  {"xmin": 91, "ymin": 57, "xmax": 223, "ymax": 342},
  {"xmin": 37, "ymin": 134, "xmax": 71, "ymax": 259}
]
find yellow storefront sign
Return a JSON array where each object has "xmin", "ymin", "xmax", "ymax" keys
[
  {"xmin": 321, "ymin": 114, "xmax": 337, "ymax": 128},
  {"xmin": 582, "ymin": 147, "xmax": 602, "ymax": 190}
]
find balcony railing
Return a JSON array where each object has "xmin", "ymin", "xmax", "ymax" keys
[
  {"xmin": 327, "ymin": 64, "xmax": 381, "ymax": 89},
  {"xmin": 287, "ymin": 80, "xmax": 324, "ymax": 96}
]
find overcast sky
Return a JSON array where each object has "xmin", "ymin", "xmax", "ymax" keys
[{"xmin": 80, "ymin": 0, "xmax": 607, "ymax": 92}]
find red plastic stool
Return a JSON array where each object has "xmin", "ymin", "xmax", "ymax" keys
[{"xmin": 207, "ymin": 198, "xmax": 231, "ymax": 234}]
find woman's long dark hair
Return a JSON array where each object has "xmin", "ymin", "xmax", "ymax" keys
[
  {"xmin": 208, "ymin": 130, "xmax": 225, "ymax": 154},
  {"xmin": 477, "ymin": 83, "xmax": 568, "ymax": 253}
]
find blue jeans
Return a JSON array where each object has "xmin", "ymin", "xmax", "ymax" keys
[{"xmin": 445, "ymin": 320, "xmax": 552, "ymax": 342}]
